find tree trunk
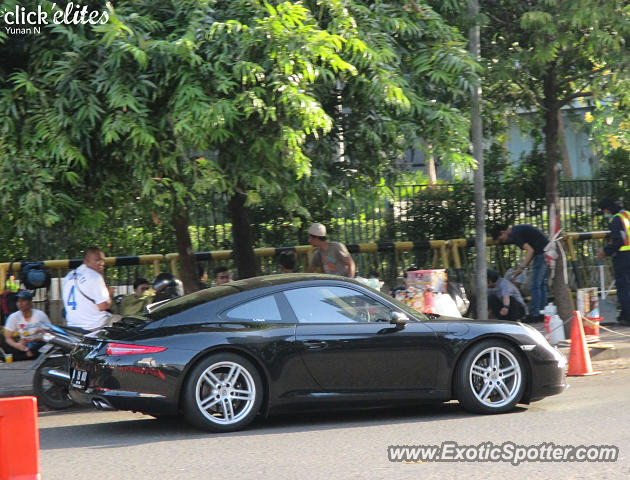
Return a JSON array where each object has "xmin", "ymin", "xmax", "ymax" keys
[
  {"xmin": 172, "ymin": 207, "xmax": 199, "ymax": 294},
  {"xmin": 426, "ymin": 144, "xmax": 438, "ymax": 185},
  {"xmin": 557, "ymin": 111, "xmax": 573, "ymax": 180},
  {"xmin": 543, "ymin": 67, "xmax": 573, "ymax": 337},
  {"xmin": 228, "ymin": 189, "xmax": 259, "ymax": 279}
]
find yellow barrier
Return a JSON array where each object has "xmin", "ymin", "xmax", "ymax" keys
[
  {"xmin": 0, "ymin": 232, "xmax": 610, "ymax": 293},
  {"xmin": 0, "ymin": 255, "xmax": 164, "ymax": 293},
  {"xmin": 164, "ymin": 242, "xmax": 449, "ymax": 276}
]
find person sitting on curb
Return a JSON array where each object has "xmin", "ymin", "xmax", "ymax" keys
[
  {"xmin": 487, "ymin": 269, "xmax": 528, "ymax": 322},
  {"xmin": 2, "ymin": 290, "xmax": 49, "ymax": 359}
]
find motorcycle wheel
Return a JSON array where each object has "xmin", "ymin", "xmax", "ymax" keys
[{"xmin": 33, "ymin": 356, "xmax": 74, "ymax": 410}]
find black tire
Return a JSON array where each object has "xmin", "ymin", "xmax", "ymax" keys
[
  {"xmin": 33, "ymin": 356, "xmax": 74, "ymax": 410},
  {"xmin": 455, "ymin": 340, "xmax": 526, "ymax": 414},
  {"xmin": 183, "ymin": 353, "xmax": 263, "ymax": 433}
]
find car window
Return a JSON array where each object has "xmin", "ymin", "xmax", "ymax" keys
[
  {"xmin": 284, "ymin": 286, "xmax": 392, "ymax": 324},
  {"xmin": 224, "ymin": 295, "xmax": 282, "ymax": 322}
]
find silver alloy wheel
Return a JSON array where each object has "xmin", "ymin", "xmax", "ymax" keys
[
  {"xmin": 468, "ymin": 346, "xmax": 522, "ymax": 409},
  {"xmin": 195, "ymin": 360, "xmax": 257, "ymax": 425}
]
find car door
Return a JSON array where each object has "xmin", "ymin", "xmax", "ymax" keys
[
  {"xmin": 218, "ymin": 292, "xmax": 321, "ymax": 400},
  {"xmin": 284, "ymin": 285, "xmax": 439, "ymax": 393}
]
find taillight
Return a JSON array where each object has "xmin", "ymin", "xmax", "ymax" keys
[{"xmin": 106, "ymin": 343, "xmax": 167, "ymax": 356}]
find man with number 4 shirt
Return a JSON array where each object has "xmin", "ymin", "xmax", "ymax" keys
[{"xmin": 62, "ymin": 247, "xmax": 112, "ymax": 331}]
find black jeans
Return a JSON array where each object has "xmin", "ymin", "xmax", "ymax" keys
[{"xmin": 488, "ymin": 295, "xmax": 526, "ymax": 321}]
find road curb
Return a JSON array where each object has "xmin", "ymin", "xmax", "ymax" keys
[
  {"xmin": 557, "ymin": 343, "xmax": 630, "ymax": 363},
  {"xmin": 553, "ymin": 321, "xmax": 630, "ymax": 363}
]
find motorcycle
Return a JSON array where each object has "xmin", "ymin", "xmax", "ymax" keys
[{"xmin": 28, "ymin": 322, "xmax": 86, "ymax": 410}]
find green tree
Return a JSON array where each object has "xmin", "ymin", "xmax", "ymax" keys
[
  {"xmin": 1, "ymin": 0, "xmax": 477, "ymax": 289},
  {"xmin": 478, "ymin": 0, "xmax": 630, "ymax": 327}
]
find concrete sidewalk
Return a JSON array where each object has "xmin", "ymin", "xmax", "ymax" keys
[
  {"xmin": 553, "ymin": 297, "xmax": 630, "ymax": 362},
  {"xmin": 1, "ymin": 298, "xmax": 629, "ymax": 400}
]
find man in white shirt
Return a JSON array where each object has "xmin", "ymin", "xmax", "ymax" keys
[
  {"xmin": 3, "ymin": 290, "xmax": 49, "ymax": 358},
  {"xmin": 62, "ymin": 247, "xmax": 112, "ymax": 331}
]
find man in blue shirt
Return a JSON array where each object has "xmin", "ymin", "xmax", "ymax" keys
[
  {"xmin": 596, "ymin": 198, "xmax": 630, "ymax": 325},
  {"xmin": 492, "ymin": 224, "xmax": 549, "ymax": 322}
]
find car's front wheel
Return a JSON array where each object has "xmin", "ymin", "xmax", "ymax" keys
[
  {"xmin": 455, "ymin": 340, "xmax": 526, "ymax": 414},
  {"xmin": 183, "ymin": 353, "xmax": 263, "ymax": 432}
]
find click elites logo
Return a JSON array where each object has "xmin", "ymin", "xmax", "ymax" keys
[{"xmin": 2, "ymin": 2, "xmax": 110, "ymax": 35}]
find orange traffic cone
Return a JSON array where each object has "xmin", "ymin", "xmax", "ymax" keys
[
  {"xmin": 567, "ymin": 311, "xmax": 600, "ymax": 376},
  {"xmin": 0, "ymin": 396, "xmax": 41, "ymax": 480}
]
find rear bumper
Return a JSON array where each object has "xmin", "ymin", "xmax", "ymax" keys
[{"xmin": 70, "ymin": 386, "xmax": 176, "ymax": 414}]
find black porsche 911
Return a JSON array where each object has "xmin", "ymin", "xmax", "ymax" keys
[{"xmin": 69, "ymin": 274, "xmax": 566, "ymax": 432}]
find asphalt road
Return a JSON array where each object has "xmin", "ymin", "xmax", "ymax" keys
[{"xmin": 33, "ymin": 358, "xmax": 630, "ymax": 480}]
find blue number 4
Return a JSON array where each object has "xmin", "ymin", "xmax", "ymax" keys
[{"xmin": 67, "ymin": 286, "xmax": 77, "ymax": 310}]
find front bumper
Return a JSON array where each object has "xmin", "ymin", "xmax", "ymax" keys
[{"xmin": 524, "ymin": 344, "xmax": 567, "ymax": 403}]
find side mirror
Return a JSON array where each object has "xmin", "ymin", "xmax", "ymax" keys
[{"xmin": 390, "ymin": 311, "xmax": 409, "ymax": 327}]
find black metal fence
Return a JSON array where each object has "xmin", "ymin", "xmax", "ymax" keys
[
  {"xmin": 182, "ymin": 179, "xmax": 621, "ymax": 286},
  {"xmin": 188, "ymin": 179, "xmax": 614, "ymax": 251},
  {"xmin": 2, "ymin": 179, "xmax": 622, "ymax": 287}
]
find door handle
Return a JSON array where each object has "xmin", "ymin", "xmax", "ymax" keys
[{"xmin": 302, "ymin": 340, "xmax": 327, "ymax": 350}]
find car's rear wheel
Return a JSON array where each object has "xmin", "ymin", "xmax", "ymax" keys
[
  {"xmin": 455, "ymin": 340, "xmax": 526, "ymax": 414},
  {"xmin": 183, "ymin": 353, "xmax": 263, "ymax": 432}
]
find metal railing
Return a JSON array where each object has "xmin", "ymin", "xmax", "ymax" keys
[
  {"xmin": 1, "ymin": 232, "xmax": 613, "ymax": 298},
  {"xmin": 187, "ymin": 179, "xmax": 614, "ymax": 250},
  {"xmin": 0, "ymin": 180, "xmax": 620, "ymax": 261}
]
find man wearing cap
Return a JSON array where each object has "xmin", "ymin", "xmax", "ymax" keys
[
  {"xmin": 596, "ymin": 198, "xmax": 630, "ymax": 325},
  {"xmin": 306, "ymin": 223, "xmax": 356, "ymax": 277},
  {"xmin": 3, "ymin": 290, "xmax": 49, "ymax": 358},
  {"xmin": 62, "ymin": 247, "xmax": 112, "ymax": 331}
]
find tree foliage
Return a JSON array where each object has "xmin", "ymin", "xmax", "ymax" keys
[
  {"xmin": 478, "ymin": 0, "xmax": 630, "ymax": 328},
  {"xmin": 480, "ymin": 0, "xmax": 630, "ymax": 180},
  {"xmin": 0, "ymin": 0, "xmax": 477, "ymax": 287}
]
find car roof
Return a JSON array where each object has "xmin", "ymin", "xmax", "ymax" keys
[
  {"xmin": 224, "ymin": 273, "xmax": 358, "ymax": 291},
  {"xmin": 145, "ymin": 274, "xmax": 361, "ymax": 320}
]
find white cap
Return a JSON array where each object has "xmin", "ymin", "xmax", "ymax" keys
[{"xmin": 308, "ymin": 223, "xmax": 327, "ymax": 237}]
